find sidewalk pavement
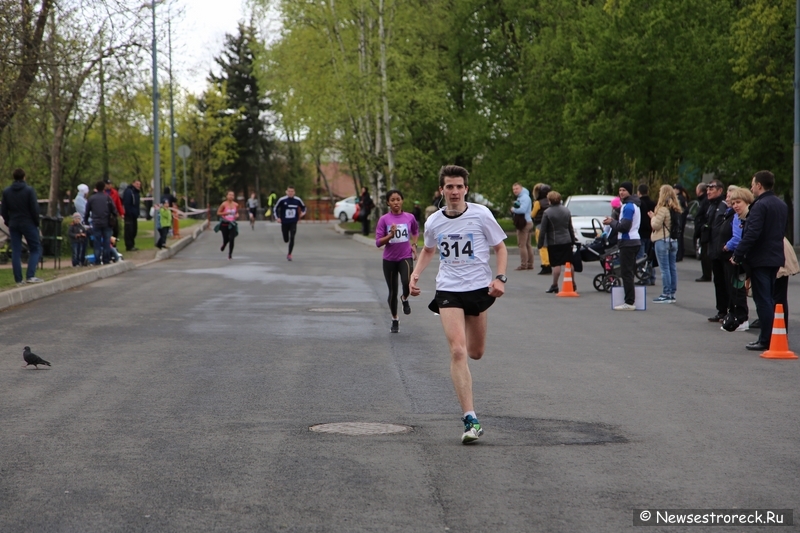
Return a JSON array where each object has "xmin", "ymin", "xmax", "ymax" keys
[{"xmin": 0, "ymin": 221, "xmax": 208, "ymax": 312}]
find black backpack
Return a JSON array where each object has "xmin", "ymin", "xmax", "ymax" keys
[{"xmin": 669, "ymin": 208, "xmax": 682, "ymax": 239}]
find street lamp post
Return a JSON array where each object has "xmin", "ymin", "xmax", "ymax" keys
[
  {"xmin": 151, "ymin": 0, "xmax": 161, "ymax": 248},
  {"xmin": 168, "ymin": 12, "xmax": 177, "ymax": 197},
  {"xmin": 794, "ymin": 0, "xmax": 799, "ymax": 244}
]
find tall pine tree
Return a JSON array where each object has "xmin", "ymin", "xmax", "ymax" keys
[{"xmin": 209, "ymin": 23, "xmax": 271, "ymax": 199}]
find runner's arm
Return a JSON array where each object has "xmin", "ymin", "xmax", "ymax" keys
[
  {"xmin": 488, "ymin": 242, "xmax": 507, "ymax": 297},
  {"xmin": 376, "ymin": 222, "xmax": 394, "ymax": 247},
  {"xmin": 409, "ymin": 245, "xmax": 436, "ymax": 296}
]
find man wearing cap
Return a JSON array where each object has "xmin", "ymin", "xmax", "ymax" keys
[
  {"xmin": 603, "ymin": 181, "xmax": 641, "ymax": 310},
  {"xmin": 104, "ymin": 178, "xmax": 124, "ymax": 238}
]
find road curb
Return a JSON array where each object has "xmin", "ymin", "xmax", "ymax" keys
[{"xmin": 0, "ymin": 221, "xmax": 209, "ymax": 312}]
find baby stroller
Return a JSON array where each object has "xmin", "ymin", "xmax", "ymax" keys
[{"xmin": 581, "ymin": 220, "xmax": 654, "ymax": 292}]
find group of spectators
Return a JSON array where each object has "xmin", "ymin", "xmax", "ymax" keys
[
  {"xmin": 71, "ymin": 179, "xmax": 140, "ymax": 266},
  {"xmin": 1, "ymin": 170, "xmax": 147, "ymax": 284},
  {"xmin": 512, "ymin": 170, "xmax": 795, "ymax": 351},
  {"xmin": 690, "ymin": 171, "xmax": 796, "ymax": 350}
]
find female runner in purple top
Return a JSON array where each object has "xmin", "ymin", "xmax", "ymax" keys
[{"xmin": 376, "ymin": 189, "xmax": 419, "ymax": 333}]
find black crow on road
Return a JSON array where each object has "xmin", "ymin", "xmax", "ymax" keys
[{"xmin": 23, "ymin": 346, "xmax": 51, "ymax": 369}]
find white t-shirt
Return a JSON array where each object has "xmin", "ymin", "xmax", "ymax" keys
[{"xmin": 423, "ymin": 203, "xmax": 507, "ymax": 292}]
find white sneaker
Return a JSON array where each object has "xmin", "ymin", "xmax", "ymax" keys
[
  {"xmin": 735, "ymin": 320, "xmax": 749, "ymax": 332},
  {"xmin": 25, "ymin": 277, "xmax": 44, "ymax": 284},
  {"xmin": 614, "ymin": 303, "xmax": 636, "ymax": 311}
]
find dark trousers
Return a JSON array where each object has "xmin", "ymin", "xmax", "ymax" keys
[
  {"xmin": 723, "ymin": 260, "xmax": 748, "ymax": 321},
  {"xmin": 619, "ymin": 245, "xmax": 637, "ymax": 305},
  {"xmin": 124, "ymin": 215, "xmax": 138, "ymax": 250},
  {"xmin": 219, "ymin": 223, "xmax": 234, "ymax": 256},
  {"xmin": 71, "ymin": 239, "xmax": 86, "ymax": 267},
  {"xmin": 281, "ymin": 222, "xmax": 298, "ymax": 254},
  {"xmin": 383, "ymin": 258, "xmax": 413, "ymax": 317},
  {"xmin": 637, "ymin": 239, "xmax": 655, "ymax": 283},
  {"xmin": 361, "ymin": 213, "xmax": 371, "ymax": 235},
  {"xmin": 711, "ymin": 258, "xmax": 729, "ymax": 315},
  {"xmin": 92, "ymin": 226, "xmax": 113, "ymax": 264},
  {"xmin": 698, "ymin": 240, "xmax": 712, "ymax": 279},
  {"xmin": 750, "ymin": 266, "xmax": 779, "ymax": 345},
  {"xmin": 774, "ymin": 276, "xmax": 789, "ymax": 327},
  {"xmin": 157, "ymin": 227, "xmax": 169, "ymax": 249},
  {"xmin": 9, "ymin": 223, "xmax": 42, "ymax": 283}
]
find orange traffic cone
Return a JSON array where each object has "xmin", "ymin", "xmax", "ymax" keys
[
  {"xmin": 760, "ymin": 304, "xmax": 798, "ymax": 359},
  {"xmin": 557, "ymin": 262, "xmax": 579, "ymax": 297}
]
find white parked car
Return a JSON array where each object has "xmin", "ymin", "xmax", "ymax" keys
[
  {"xmin": 333, "ymin": 196, "xmax": 358, "ymax": 222},
  {"xmin": 563, "ymin": 194, "xmax": 616, "ymax": 243}
]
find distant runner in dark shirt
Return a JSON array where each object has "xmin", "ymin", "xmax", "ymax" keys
[{"xmin": 274, "ymin": 186, "xmax": 306, "ymax": 261}]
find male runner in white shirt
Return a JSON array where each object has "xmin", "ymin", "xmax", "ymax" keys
[{"xmin": 410, "ymin": 165, "xmax": 508, "ymax": 443}]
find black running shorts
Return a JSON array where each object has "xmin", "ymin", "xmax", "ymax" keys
[{"xmin": 428, "ymin": 287, "xmax": 495, "ymax": 316}]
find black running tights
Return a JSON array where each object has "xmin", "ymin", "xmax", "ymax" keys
[
  {"xmin": 220, "ymin": 222, "xmax": 235, "ymax": 257},
  {"xmin": 383, "ymin": 258, "xmax": 412, "ymax": 317},
  {"xmin": 281, "ymin": 222, "xmax": 297, "ymax": 254}
]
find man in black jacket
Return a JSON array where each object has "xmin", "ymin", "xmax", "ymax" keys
[
  {"xmin": 694, "ymin": 182, "xmax": 712, "ymax": 281},
  {"xmin": 703, "ymin": 180, "xmax": 729, "ymax": 322},
  {"xmin": 358, "ymin": 186, "xmax": 374, "ymax": 236},
  {"xmin": 636, "ymin": 184, "xmax": 656, "ymax": 285},
  {"xmin": 122, "ymin": 180, "xmax": 141, "ymax": 251},
  {"xmin": 732, "ymin": 171, "xmax": 788, "ymax": 351},
  {"xmin": 0, "ymin": 168, "xmax": 43, "ymax": 284},
  {"xmin": 85, "ymin": 180, "xmax": 118, "ymax": 265}
]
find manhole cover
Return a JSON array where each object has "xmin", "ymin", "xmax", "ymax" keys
[
  {"xmin": 309, "ymin": 422, "xmax": 413, "ymax": 435},
  {"xmin": 308, "ymin": 308, "xmax": 358, "ymax": 313}
]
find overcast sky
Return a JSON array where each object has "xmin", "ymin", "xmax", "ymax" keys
[{"xmin": 168, "ymin": 0, "xmax": 278, "ymax": 94}]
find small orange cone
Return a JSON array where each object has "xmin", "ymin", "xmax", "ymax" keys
[
  {"xmin": 557, "ymin": 262, "xmax": 579, "ymax": 297},
  {"xmin": 760, "ymin": 304, "xmax": 798, "ymax": 359}
]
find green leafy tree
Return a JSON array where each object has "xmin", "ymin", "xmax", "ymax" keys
[
  {"xmin": 209, "ymin": 23, "xmax": 271, "ymax": 200},
  {"xmin": 731, "ymin": 0, "xmax": 794, "ymax": 188}
]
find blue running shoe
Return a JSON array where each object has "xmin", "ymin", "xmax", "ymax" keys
[
  {"xmin": 652, "ymin": 294, "xmax": 670, "ymax": 303},
  {"xmin": 461, "ymin": 415, "xmax": 483, "ymax": 444}
]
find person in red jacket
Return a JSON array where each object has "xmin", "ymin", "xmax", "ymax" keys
[{"xmin": 104, "ymin": 178, "xmax": 124, "ymax": 238}]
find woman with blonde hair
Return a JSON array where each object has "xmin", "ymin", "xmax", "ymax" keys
[
  {"xmin": 720, "ymin": 186, "xmax": 755, "ymax": 330},
  {"xmin": 648, "ymin": 184, "xmax": 682, "ymax": 303}
]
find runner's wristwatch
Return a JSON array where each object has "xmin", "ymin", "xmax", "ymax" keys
[{"xmin": 495, "ymin": 275, "xmax": 507, "ymax": 283}]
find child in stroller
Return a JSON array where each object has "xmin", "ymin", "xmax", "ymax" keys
[{"xmin": 581, "ymin": 212, "xmax": 655, "ymax": 292}]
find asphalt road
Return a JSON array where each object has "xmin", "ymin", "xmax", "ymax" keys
[{"xmin": 1, "ymin": 222, "xmax": 799, "ymax": 532}]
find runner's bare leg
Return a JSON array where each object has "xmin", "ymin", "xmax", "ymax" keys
[{"xmin": 440, "ymin": 307, "xmax": 474, "ymax": 413}]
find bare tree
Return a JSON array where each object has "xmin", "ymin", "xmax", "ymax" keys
[
  {"xmin": 0, "ymin": 0, "xmax": 54, "ymax": 135},
  {"xmin": 41, "ymin": 0, "xmax": 149, "ymax": 215}
]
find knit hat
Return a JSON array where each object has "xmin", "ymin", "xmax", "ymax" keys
[
  {"xmin": 619, "ymin": 181, "xmax": 634, "ymax": 195},
  {"xmin": 610, "ymin": 197, "xmax": 622, "ymax": 209}
]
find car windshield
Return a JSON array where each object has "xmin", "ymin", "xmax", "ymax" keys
[{"xmin": 568, "ymin": 200, "xmax": 612, "ymax": 217}]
